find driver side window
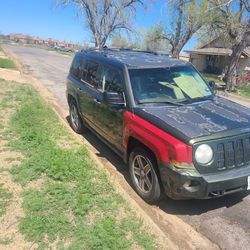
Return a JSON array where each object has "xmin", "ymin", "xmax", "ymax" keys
[{"xmin": 100, "ymin": 66, "xmax": 123, "ymax": 93}]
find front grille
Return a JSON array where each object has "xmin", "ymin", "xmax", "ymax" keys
[{"xmin": 215, "ymin": 136, "xmax": 250, "ymax": 170}]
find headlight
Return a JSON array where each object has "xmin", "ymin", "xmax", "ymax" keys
[{"xmin": 195, "ymin": 144, "xmax": 213, "ymax": 165}]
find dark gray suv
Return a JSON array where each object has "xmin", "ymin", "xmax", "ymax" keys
[{"xmin": 66, "ymin": 48, "xmax": 250, "ymax": 203}]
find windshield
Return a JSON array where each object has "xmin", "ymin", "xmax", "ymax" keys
[{"xmin": 129, "ymin": 66, "xmax": 213, "ymax": 105}]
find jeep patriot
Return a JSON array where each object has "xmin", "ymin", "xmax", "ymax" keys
[{"xmin": 66, "ymin": 48, "xmax": 250, "ymax": 202}]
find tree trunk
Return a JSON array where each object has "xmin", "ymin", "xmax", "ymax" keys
[
  {"xmin": 170, "ymin": 0, "xmax": 184, "ymax": 59},
  {"xmin": 171, "ymin": 47, "xmax": 181, "ymax": 58},
  {"xmin": 171, "ymin": 28, "xmax": 195, "ymax": 58},
  {"xmin": 225, "ymin": 22, "xmax": 250, "ymax": 91},
  {"xmin": 225, "ymin": 56, "xmax": 238, "ymax": 91},
  {"xmin": 173, "ymin": 0, "xmax": 183, "ymax": 49},
  {"xmin": 94, "ymin": 34, "xmax": 102, "ymax": 48}
]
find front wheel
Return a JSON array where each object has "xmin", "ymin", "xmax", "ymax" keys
[
  {"xmin": 69, "ymin": 100, "xmax": 85, "ymax": 134},
  {"xmin": 129, "ymin": 147, "xmax": 162, "ymax": 203}
]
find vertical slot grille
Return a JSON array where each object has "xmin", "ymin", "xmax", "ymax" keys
[
  {"xmin": 215, "ymin": 136, "xmax": 250, "ymax": 170},
  {"xmin": 216, "ymin": 143, "xmax": 225, "ymax": 170},
  {"xmin": 226, "ymin": 141, "xmax": 235, "ymax": 168},
  {"xmin": 245, "ymin": 138, "xmax": 250, "ymax": 163}
]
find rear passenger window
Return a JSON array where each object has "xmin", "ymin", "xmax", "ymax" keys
[
  {"xmin": 85, "ymin": 61, "xmax": 100, "ymax": 88},
  {"xmin": 77, "ymin": 57, "xmax": 86, "ymax": 81},
  {"xmin": 100, "ymin": 67, "xmax": 123, "ymax": 93},
  {"xmin": 70, "ymin": 55, "xmax": 80, "ymax": 79}
]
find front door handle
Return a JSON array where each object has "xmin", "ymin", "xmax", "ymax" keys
[
  {"xmin": 94, "ymin": 98, "xmax": 101, "ymax": 104},
  {"xmin": 77, "ymin": 87, "xmax": 83, "ymax": 92}
]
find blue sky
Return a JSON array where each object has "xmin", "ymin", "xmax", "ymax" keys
[{"xmin": 0, "ymin": 0, "xmax": 197, "ymax": 51}]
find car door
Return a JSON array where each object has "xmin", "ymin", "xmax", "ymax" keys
[
  {"xmin": 93, "ymin": 65, "xmax": 125, "ymax": 152},
  {"xmin": 77, "ymin": 60, "xmax": 104, "ymax": 134}
]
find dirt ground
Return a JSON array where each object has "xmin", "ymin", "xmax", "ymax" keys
[{"xmin": 0, "ymin": 68, "xmax": 25, "ymax": 83}]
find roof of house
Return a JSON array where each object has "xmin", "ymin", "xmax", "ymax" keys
[
  {"xmin": 185, "ymin": 47, "xmax": 250, "ymax": 57},
  {"xmin": 82, "ymin": 48, "xmax": 189, "ymax": 68},
  {"xmin": 185, "ymin": 37, "xmax": 250, "ymax": 58}
]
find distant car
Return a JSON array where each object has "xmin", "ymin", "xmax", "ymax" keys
[
  {"xmin": 47, "ymin": 44, "xmax": 55, "ymax": 48},
  {"xmin": 64, "ymin": 47, "xmax": 74, "ymax": 53},
  {"xmin": 66, "ymin": 48, "xmax": 250, "ymax": 203},
  {"xmin": 56, "ymin": 46, "xmax": 74, "ymax": 53}
]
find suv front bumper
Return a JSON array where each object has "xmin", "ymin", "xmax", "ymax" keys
[{"xmin": 159, "ymin": 162, "xmax": 250, "ymax": 200}]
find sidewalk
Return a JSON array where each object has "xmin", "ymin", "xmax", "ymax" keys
[{"xmin": 217, "ymin": 91, "xmax": 250, "ymax": 108}]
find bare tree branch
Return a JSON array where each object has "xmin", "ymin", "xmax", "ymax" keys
[
  {"xmin": 160, "ymin": 0, "xmax": 209, "ymax": 58},
  {"xmin": 56, "ymin": 0, "xmax": 142, "ymax": 48},
  {"xmin": 206, "ymin": 0, "xmax": 234, "ymax": 12}
]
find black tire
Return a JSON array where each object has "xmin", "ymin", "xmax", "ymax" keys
[
  {"xmin": 69, "ymin": 100, "xmax": 85, "ymax": 134},
  {"xmin": 129, "ymin": 147, "xmax": 162, "ymax": 203}
]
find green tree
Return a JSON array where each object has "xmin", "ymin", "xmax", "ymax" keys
[
  {"xmin": 143, "ymin": 23, "xmax": 170, "ymax": 51},
  {"xmin": 111, "ymin": 33, "xmax": 129, "ymax": 48}
]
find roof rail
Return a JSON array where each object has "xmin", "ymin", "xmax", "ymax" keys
[{"xmin": 81, "ymin": 47, "xmax": 170, "ymax": 56}]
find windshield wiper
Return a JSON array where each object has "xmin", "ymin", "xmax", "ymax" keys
[
  {"xmin": 138, "ymin": 100, "xmax": 184, "ymax": 106},
  {"xmin": 181, "ymin": 95, "xmax": 214, "ymax": 104}
]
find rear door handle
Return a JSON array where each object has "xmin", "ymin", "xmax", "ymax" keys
[{"xmin": 77, "ymin": 87, "xmax": 83, "ymax": 91}]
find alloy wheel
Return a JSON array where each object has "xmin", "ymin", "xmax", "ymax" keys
[
  {"xmin": 132, "ymin": 155, "xmax": 153, "ymax": 193},
  {"xmin": 70, "ymin": 104, "xmax": 80, "ymax": 130}
]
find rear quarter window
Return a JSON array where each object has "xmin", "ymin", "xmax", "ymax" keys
[{"xmin": 70, "ymin": 55, "xmax": 80, "ymax": 79}]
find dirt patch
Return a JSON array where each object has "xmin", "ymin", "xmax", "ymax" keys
[
  {"xmin": 0, "ymin": 142, "xmax": 34, "ymax": 249},
  {"xmin": 0, "ymin": 68, "xmax": 26, "ymax": 83},
  {"xmin": 0, "ymin": 81, "xmax": 39, "ymax": 249},
  {"xmin": 0, "ymin": 172, "xmax": 34, "ymax": 250},
  {"xmin": 0, "ymin": 51, "xmax": 8, "ymax": 59},
  {"xmin": 0, "ymin": 151, "xmax": 24, "ymax": 169},
  {"xmin": 25, "ymin": 177, "xmax": 45, "ymax": 191}
]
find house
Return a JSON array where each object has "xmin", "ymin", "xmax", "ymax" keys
[
  {"xmin": 8, "ymin": 33, "xmax": 79, "ymax": 50},
  {"xmin": 9, "ymin": 33, "xmax": 41, "ymax": 44},
  {"xmin": 185, "ymin": 37, "xmax": 250, "ymax": 74},
  {"xmin": 179, "ymin": 54, "xmax": 190, "ymax": 62},
  {"xmin": 9, "ymin": 33, "xmax": 30, "ymax": 43}
]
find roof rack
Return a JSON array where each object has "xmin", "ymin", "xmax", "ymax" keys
[{"xmin": 81, "ymin": 47, "xmax": 170, "ymax": 57}]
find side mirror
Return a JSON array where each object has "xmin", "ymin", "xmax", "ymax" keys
[
  {"xmin": 208, "ymin": 81, "xmax": 216, "ymax": 93},
  {"xmin": 103, "ymin": 91, "xmax": 125, "ymax": 106}
]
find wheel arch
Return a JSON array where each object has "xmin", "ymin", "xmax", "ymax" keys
[
  {"xmin": 126, "ymin": 136, "xmax": 158, "ymax": 169},
  {"xmin": 127, "ymin": 136, "xmax": 164, "ymax": 199},
  {"xmin": 67, "ymin": 93, "xmax": 76, "ymax": 105}
]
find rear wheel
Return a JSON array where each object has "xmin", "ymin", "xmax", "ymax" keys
[
  {"xmin": 129, "ymin": 147, "xmax": 161, "ymax": 203},
  {"xmin": 69, "ymin": 100, "xmax": 85, "ymax": 134}
]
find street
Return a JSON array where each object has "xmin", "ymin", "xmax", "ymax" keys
[{"xmin": 4, "ymin": 45, "xmax": 250, "ymax": 250}]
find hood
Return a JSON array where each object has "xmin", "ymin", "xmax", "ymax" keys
[{"xmin": 134, "ymin": 97, "xmax": 250, "ymax": 144}]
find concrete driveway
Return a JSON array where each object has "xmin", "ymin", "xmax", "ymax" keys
[{"xmin": 4, "ymin": 45, "xmax": 250, "ymax": 250}]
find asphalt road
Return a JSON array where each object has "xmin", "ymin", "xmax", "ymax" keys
[{"xmin": 5, "ymin": 45, "xmax": 250, "ymax": 250}]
